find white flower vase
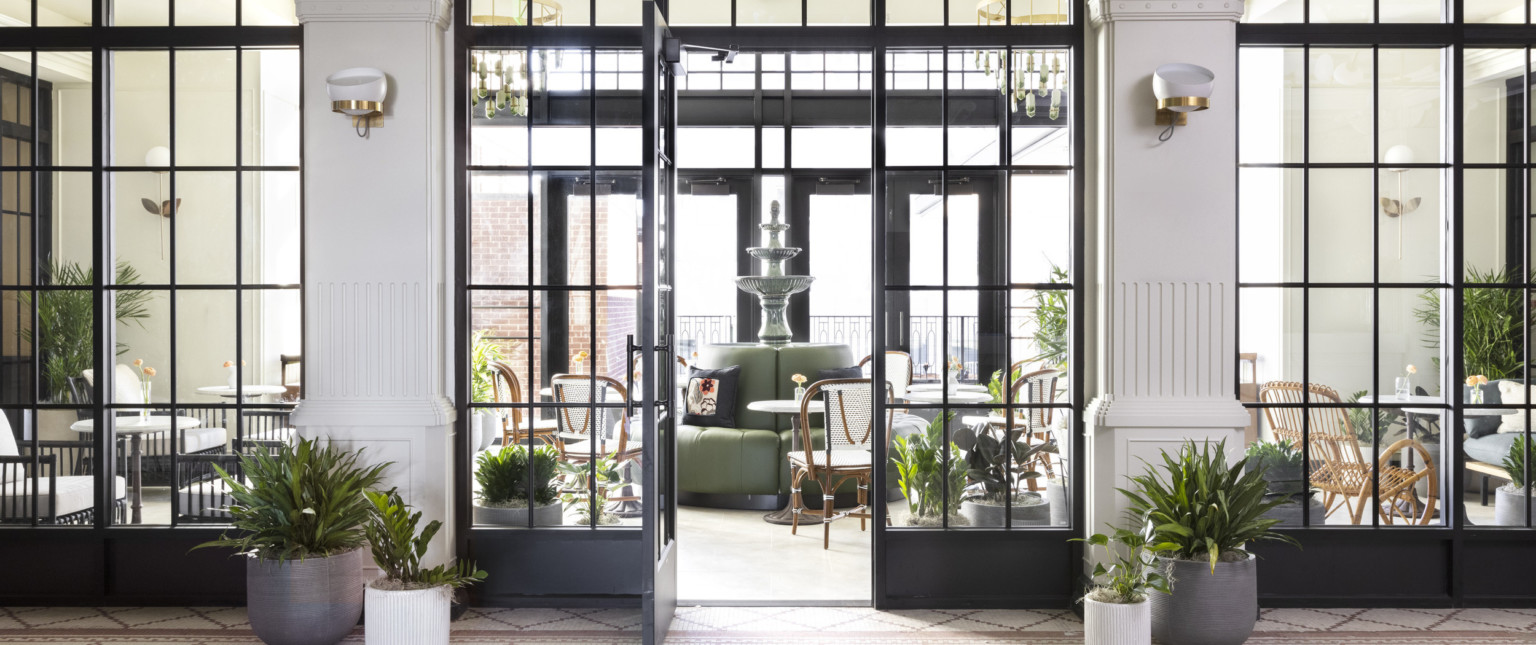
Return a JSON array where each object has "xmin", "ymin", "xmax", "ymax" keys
[
  {"xmin": 947, "ymin": 369, "xmax": 960, "ymax": 387},
  {"xmin": 226, "ymin": 364, "xmax": 239, "ymax": 390},
  {"xmin": 140, "ymin": 382, "xmax": 152, "ymax": 421},
  {"xmin": 365, "ymin": 583, "xmax": 452, "ymax": 645},
  {"xmin": 1084, "ymin": 597, "xmax": 1151, "ymax": 645},
  {"xmin": 794, "ymin": 386, "xmax": 806, "ymax": 401}
]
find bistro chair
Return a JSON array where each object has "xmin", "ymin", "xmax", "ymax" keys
[
  {"xmin": 980, "ymin": 367, "xmax": 1061, "ymax": 490},
  {"xmin": 175, "ymin": 439, "xmax": 285, "ymax": 523},
  {"xmin": 859, "ymin": 351, "xmax": 914, "ymax": 400},
  {"xmin": 549, "ymin": 374, "xmax": 643, "ymax": 506},
  {"xmin": 0, "ymin": 411, "xmax": 125, "ymax": 525},
  {"xmin": 491, "ymin": 360, "xmax": 559, "ymax": 447},
  {"xmin": 1260, "ymin": 381, "xmax": 1438, "ymax": 525},
  {"xmin": 790, "ymin": 378, "xmax": 893, "ymax": 549}
]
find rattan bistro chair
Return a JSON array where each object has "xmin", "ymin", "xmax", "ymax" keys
[
  {"xmin": 790, "ymin": 378, "xmax": 893, "ymax": 549},
  {"xmin": 983, "ymin": 367, "xmax": 1061, "ymax": 490},
  {"xmin": 490, "ymin": 360, "xmax": 558, "ymax": 447},
  {"xmin": 550, "ymin": 374, "xmax": 643, "ymax": 506},
  {"xmin": 859, "ymin": 351, "xmax": 914, "ymax": 400},
  {"xmin": 1260, "ymin": 381, "xmax": 1438, "ymax": 525}
]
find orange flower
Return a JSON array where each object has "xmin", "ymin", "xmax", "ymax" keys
[
  {"xmin": 142, "ymin": 367, "xmax": 156, "ymax": 377},
  {"xmin": 223, "ymin": 360, "xmax": 234, "ymax": 368},
  {"xmin": 133, "ymin": 359, "xmax": 143, "ymax": 368},
  {"xmin": 791, "ymin": 373, "xmax": 807, "ymax": 385}
]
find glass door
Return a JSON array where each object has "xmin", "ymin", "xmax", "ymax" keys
[{"xmin": 640, "ymin": 2, "xmax": 677, "ymax": 641}]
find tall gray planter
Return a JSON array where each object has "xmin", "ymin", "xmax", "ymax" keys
[
  {"xmin": 247, "ymin": 547, "xmax": 365, "ymax": 645},
  {"xmin": 1150, "ymin": 555, "xmax": 1257, "ymax": 645},
  {"xmin": 1494, "ymin": 486, "xmax": 1534, "ymax": 526}
]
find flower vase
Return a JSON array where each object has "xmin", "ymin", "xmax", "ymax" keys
[
  {"xmin": 947, "ymin": 370, "xmax": 960, "ymax": 387},
  {"xmin": 1471, "ymin": 388, "xmax": 1485, "ymax": 405},
  {"xmin": 794, "ymin": 386, "xmax": 806, "ymax": 401},
  {"xmin": 226, "ymin": 364, "xmax": 238, "ymax": 390},
  {"xmin": 1395, "ymin": 377, "xmax": 1411, "ymax": 399},
  {"xmin": 140, "ymin": 382, "xmax": 152, "ymax": 421}
]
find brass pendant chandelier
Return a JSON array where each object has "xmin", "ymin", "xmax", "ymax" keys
[
  {"xmin": 975, "ymin": 0, "xmax": 1067, "ymax": 121},
  {"xmin": 470, "ymin": 0, "xmax": 563, "ymax": 119}
]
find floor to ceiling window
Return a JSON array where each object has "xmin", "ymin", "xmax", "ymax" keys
[{"xmin": 1239, "ymin": 0, "xmax": 1536, "ymax": 603}]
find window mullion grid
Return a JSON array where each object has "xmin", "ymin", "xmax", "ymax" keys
[
  {"xmin": 234, "ymin": 45, "xmax": 245, "ymax": 488},
  {"xmin": 1524, "ymin": 44, "xmax": 1533, "ymax": 529},
  {"xmin": 1002, "ymin": 44, "xmax": 1012, "ymax": 528},
  {"xmin": 27, "ymin": 47, "xmax": 41, "ymax": 526},
  {"xmin": 588, "ymin": 47, "xmax": 600, "ymax": 531},
  {"xmin": 1448, "ymin": 40, "xmax": 1464, "ymax": 543},
  {"xmin": 1300, "ymin": 43, "xmax": 1313, "ymax": 527},
  {"xmin": 1370, "ymin": 45, "xmax": 1380, "ymax": 529},
  {"xmin": 168, "ymin": 46, "xmax": 181, "ymax": 528},
  {"xmin": 939, "ymin": 44, "xmax": 952, "ymax": 528},
  {"xmin": 91, "ymin": 40, "xmax": 108, "ymax": 528}
]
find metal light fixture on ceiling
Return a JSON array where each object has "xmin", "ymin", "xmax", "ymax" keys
[
  {"xmin": 471, "ymin": 0, "xmax": 563, "ymax": 26},
  {"xmin": 469, "ymin": 0, "xmax": 562, "ymax": 119},
  {"xmin": 976, "ymin": 0, "xmax": 1067, "ymax": 121}
]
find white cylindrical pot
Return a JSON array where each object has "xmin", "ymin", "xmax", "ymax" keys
[
  {"xmin": 1084, "ymin": 597, "xmax": 1150, "ymax": 645},
  {"xmin": 1494, "ymin": 485, "xmax": 1534, "ymax": 526},
  {"xmin": 469, "ymin": 414, "xmax": 484, "ymax": 456},
  {"xmin": 364, "ymin": 583, "xmax": 452, "ymax": 645},
  {"xmin": 479, "ymin": 411, "xmax": 501, "ymax": 450}
]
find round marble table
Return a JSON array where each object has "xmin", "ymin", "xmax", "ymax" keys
[
  {"xmin": 196, "ymin": 384, "xmax": 288, "ymax": 400},
  {"xmin": 907, "ymin": 383, "xmax": 989, "ymax": 394},
  {"xmin": 747, "ymin": 399, "xmax": 826, "ymax": 525},
  {"xmin": 72, "ymin": 415, "xmax": 202, "ymax": 525},
  {"xmin": 904, "ymin": 390, "xmax": 994, "ymax": 404}
]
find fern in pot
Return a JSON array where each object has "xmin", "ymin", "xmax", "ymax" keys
[
  {"xmin": 1120, "ymin": 440, "xmax": 1299, "ymax": 645},
  {"xmin": 194, "ymin": 439, "xmax": 389, "ymax": 645},
  {"xmin": 1073, "ymin": 521, "xmax": 1175, "ymax": 645},
  {"xmin": 474, "ymin": 444, "xmax": 562, "ymax": 526},
  {"xmin": 1494, "ymin": 436, "xmax": 1534, "ymax": 526},
  {"xmin": 953, "ymin": 422, "xmax": 1056, "ymax": 527},
  {"xmin": 363, "ymin": 489, "xmax": 486, "ymax": 645}
]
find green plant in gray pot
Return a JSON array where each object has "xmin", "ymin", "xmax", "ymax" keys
[
  {"xmin": 1494, "ymin": 435, "xmax": 1534, "ymax": 526},
  {"xmin": 1121, "ymin": 440, "xmax": 1300, "ymax": 645},
  {"xmin": 891, "ymin": 413, "xmax": 968, "ymax": 526},
  {"xmin": 195, "ymin": 439, "xmax": 389, "ymax": 645},
  {"xmin": 1243, "ymin": 439, "xmax": 1323, "ymax": 527},
  {"xmin": 363, "ymin": 489, "xmax": 486, "ymax": 645},
  {"xmin": 474, "ymin": 444, "xmax": 562, "ymax": 526},
  {"xmin": 953, "ymin": 422, "xmax": 1056, "ymax": 527}
]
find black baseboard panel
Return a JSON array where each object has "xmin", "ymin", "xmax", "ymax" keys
[
  {"xmin": 466, "ymin": 528, "xmax": 645, "ymax": 600},
  {"xmin": 0, "ymin": 529, "xmax": 244, "ymax": 605},
  {"xmin": 880, "ymin": 529, "xmax": 1076, "ymax": 608}
]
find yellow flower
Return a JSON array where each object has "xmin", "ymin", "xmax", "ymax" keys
[
  {"xmin": 791, "ymin": 374, "xmax": 807, "ymax": 385},
  {"xmin": 573, "ymin": 350, "xmax": 589, "ymax": 363},
  {"xmin": 1405, "ymin": 365, "xmax": 1417, "ymax": 375},
  {"xmin": 142, "ymin": 367, "xmax": 156, "ymax": 377}
]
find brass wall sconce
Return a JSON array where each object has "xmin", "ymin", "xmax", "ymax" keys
[
  {"xmin": 1153, "ymin": 63, "xmax": 1214, "ymax": 142},
  {"xmin": 327, "ymin": 67, "xmax": 387, "ymax": 138},
  {"xmin": 1382, "ymin": 144, "xmax": 1420, "ymax": 259},
  {"xmin": 140, "ymin": 146, "xmax": 179, "ymax": 260}
]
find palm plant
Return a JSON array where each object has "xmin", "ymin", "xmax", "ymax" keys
[
  {"xmin": 364, "ymin": 489, "xmax": 486, "ymax": 589},
  {"xmin": 475, "ymin": 444, "xmax": 559, "ymax": 507},
  {"xmin": 1505, "ymin": 435, "xmax": 1530, "ymax": 492},
  {"xmin": 1119, "ymin": 440, "xmax": 1300, "ymax": 571},
  {"xmin": 891, "ymin": 412, "xmax": 967, "ymax": 521},
  {"xmin": 1028, "ymin": 263, "xmax": 1070, "ymax": 372},
  {"xmin": 470, "ymin": 330, "xmax": 509, "ymax": 404},
  {"xmin": 1416, "ymin": 267, "xmax": 1534, "ymax": 381},
  {"xmin": 195, "ymin": 438, "xmax": 390, "ymax": 561},
  {"xmin": 17, "ymin": 258, "xmax": 152, "ymax": 403}
]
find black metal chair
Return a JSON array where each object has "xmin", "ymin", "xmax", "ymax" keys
[{"xmin": 176, "ymin": 440, "xmax": 284, "ymax": 523}]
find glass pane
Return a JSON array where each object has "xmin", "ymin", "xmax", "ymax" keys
[
  {"xmin": 35, "ymin": 0, "xmax": 90, "ymax": 24},
  {"xmin": 1239, "ymin": 287, "xmax": 1304, "ymax": 387},
  {"xmin": 1239, "ymin": 168, "xmax": 1303, "ymax": 283},
  {"xmin": 888, "ymin": 0, "xmax": 942, "ymax": 24},
  {"xmin": 738, "ymin": 0, "xmax": 800, "ymax": 25},
  {"xmin": 809, "ymin": 0, "xmax": 869, "ymax": 24},
  {"xmin": 2, "ymin": 409, "xmax": 98, "ymax": 524},
  {"xmin": 241, "ymin": 288, "xmax": 300, "ymax": 398},
  {"xmin": 675, "ymin": 189, "xmax": 740, "ymax": 350},
  {"xmin": 1009, "ymin": 172, "xmax": 1071, "ymax": 285},
  {"xmin": 243, "ymin": 0, "xmax": 298, "ymax": 25},
  {"xmin": 1011, "ymin": 288, "xmax": 1071, "ymax": 384},
  {"xmin": 888, "ymin": 171, "xmax": 941, "ymax": 287},
  {"xmin": 471, "ymin": 289, "xmax": 537, "ymax": 399},
  {"xmin": 174, "ymin": 171, "xmax": 236, "ymax": 284},
  {"xmin": 891, "ymin": 403, "xmax": 965, "ymax": 527},
  {"xmin": 113, "ymin": 0, "xmax": 169, "ymax": 26},
  {"xmin": 678, "ymin": 128, "xmax": 755, "ymax": 168},
  {"xmin": 887, "ymin": 51, "xmax": 942, "ymax": 166},
  {"xmin": 1379, "ymin": 287, "xmax": 1440, "ymax": 400},
  {"xmin": 1371, "ymin": 405, "xmax": 1445, "ymax": 527},
  {"xmin": 595, "ymin": 0, "xmax": 636, "ymax": 25},
  {"xmin": 112, "ymin": 50, "xmax": 170, "ymax": 167},
  {"xmin": 242, "ymin": 171, "xmax": 300, "ymax": 285},
  {"xmin": 175, "ymin": 290, "xmax": 236, "ymax": 402},
  {"xmin": 1239, "ymin": 47, "xmax": 1304, "ymax": 165},
  {"xmin": 33, "ymin": 289, "xmax": 93, "ymax": 404},
  {"xmin": 668, "ymin": 0, "xmax": 731, "ymax": 25},
  {"xmin": 1462, "ymin": 169, "xmax": 1511, "ymax": 278},
  {"xmin": 242, "ymin": 48, "xmax": 301, "ymax": 167},
  {"xmin": 531, "ymin": 50, "xmax": 590, "ymax": 166},
  {"xmin": 1307, "ymin": 168, "xmax": 1373, "ymax": 283},
  {"xmin": 36, "ymin": 51, "xmax": 94, "ymax": 168},
  {"xmin": 1309, "ymin": 288, "xmax": 1374, "ymax": 398},
  {"xmin": 1378, "ymin": 168, "xmax": 1442, "ymax": 283},
  {"xmin": 470, "ymin": 172, "xmax": 536, "ymax": 287},
  {"xmin": 1310, "ymin": 0, "xmax": 1372, "ymax": 22},
  {"xmin": 1378, "ymin": 0, "xmax": 1440, "ymax": 22},
  {"xmin": 113, "ymin": 171, "xmax": 170, "ymax": 284},
  {"xmin": 1467, "ymin": 0, "xmax": 1526, "ymax": 22},
  {"xmin": 1243, "ymin": 0, "xmax": 1304, "ymax": 22},
  {"xmin": 792, "ymin": 128, "xmax": 871, "ymax": 169},
  {"xmin": 1463, "ymin": 49, "xmax": 1522, "ymax": 165},
  {"xmin": 175, "ymin": 0, "xmax": 234, "ymax": 25},
  {"xmin": 116, "ymin": 289, "xmax": 170, "ymax": 405},
  {"xmin": 597, "ymin": 171, "xmax": 640, "ymax": 287},
  {"xmin": 1378, "ymin": 49, "xmax": 1442, "ymax": 167},
  {"xmin": 808, "ymin": 189, "xmax": 873, "ymax": 350},
  {"xmin": 950, "ymin": 50, "xmax": 1003, "ymax": 166},
  {"xmin": 1309, "ymin": 49, "xmax": 1373, "ymax": 163}
]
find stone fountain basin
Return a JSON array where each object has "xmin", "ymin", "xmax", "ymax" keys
[
  {"xmin": 746, "ymin": 247, "xmax": 800, "ymax": 263},
  {"xmin": 736, "ymin": 275, "xmax": 814, "ymax": 297}
]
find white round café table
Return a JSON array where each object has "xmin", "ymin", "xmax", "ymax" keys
[
  {"xmin": 196, "ymin": 384, "xmax": 288, "ymax": 400},
  {"xmin": 1356, "ymin": 394, "xmax": 1515, "ymax": 470},
  {"xmin": 907, "ymin": 383, "xmax": 990, "ymax": 394},
  {"xmin": 904, "ymin": 390, "xmax": 994, "ymax": 404},
  {"xmin": 747, "ymin": 399, "xmax": 826, "ymax": 525},
  {"xmin": 71, "ymin": 415, "xmax": 202, "ymax": 525}
]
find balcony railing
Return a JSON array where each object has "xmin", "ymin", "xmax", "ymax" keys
[{"xmin": 676, "ymin": 314, "xmax": 980, "ymax": 380}]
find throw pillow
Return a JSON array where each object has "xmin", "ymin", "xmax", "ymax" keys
[
  {"xmin": 815, "ymin": 366, "xmax": 864, "ymax": 383},
  {"xmin": 683, "ymin": 365, "xmax": 741, "ymax": 428},
  {"xmin": 1466, "ymin": 383, "xmax": 1502, "ymax": 439},
  {"xmin": 1495, "ymin": 380, "xmax": 1535, "ymax": 434}
]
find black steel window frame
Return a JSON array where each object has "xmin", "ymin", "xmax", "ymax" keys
[
  {"xmin": 1236, "ymin": 6, "xmax": 1536, "ymax": 608},
  {"xmin": 0, "ymin": 4, "xmax": 302, "ymax": 533},
  {"xmin": 453, "ymin": 0, "xmax": 1085, "ymax": 607}
]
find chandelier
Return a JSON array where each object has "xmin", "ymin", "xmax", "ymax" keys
[
  {"xmin": 975, "ymin": 0, "xmax": 1067, "ymax": 121},
  {"xmin": 470, "ymin": 0, "xmax": 562, "ymax": 119}
]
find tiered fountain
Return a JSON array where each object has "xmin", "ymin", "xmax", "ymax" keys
[{"xmin": 735, "ymin": 200, "xmax": 813, "ymax": 347}]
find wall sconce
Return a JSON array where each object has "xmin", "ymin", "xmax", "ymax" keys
[
  {"xmin": 1153, "ymin": 63, "xmax": 1214, "ymax": 142},
  {"xmin": 140, "ymin": 146, "xmax": 179, "ymax": 260},
  {"xmin": 327, "ymin": 67, "xmax": 387, "ymax": 138},
  {"xmin": 1382, "ymin": 144, "xmax": 1420, "ymax": 259}
]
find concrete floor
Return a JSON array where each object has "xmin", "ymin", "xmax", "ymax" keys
[{"xmin": 675, "ymin": 503, "xmax": 877, "ymax": 604}]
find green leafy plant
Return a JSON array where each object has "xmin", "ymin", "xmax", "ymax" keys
[
  {"xmin": 364, "ymin": 489, "xmax": 486, "ymax": 589},
  {"xmin": 1027, "ymin": 263, "xmax": 1070, "ymax": 373},
  {"xmin": 891, "ymin": 412, "xmax": 967, "ymax": 522},
  {"xmin": 195, "ymin": 438, "xmax": 390, "ymax": 561},
  {"xmin": 17, "ymin": 258, "xmax": 152, "ymax": 403},
  {"xmin": 1245, "ymin": 439, "xmax": 1304, "ymax": 496},
  {"xmin": 1416, "ymin": 267, "xmax": 1534, "ymax": 381},
  {"xmin": 1120, "ymin": 440, "xmax": 1300, "ymax": 572},
  {"xmin": 1073, "ymin": 520, "xmax": 1177, "ymax": 604},
  {"xmin": 1344, "ymin": 390, "xmax": 1405, "ymax": 443},
  {"xmin": 475, "ymin": 444, "xmax": 559, "ymax": 507},
  {"xmin": 559, "ymin": 453, "xmax": 625, "ymax": 525},
  {"xmin": 470, "ymin": 330, "xmax": 509, "ymax": 404},
  {"xmin": 985, "ymin": 367, "xmax": 1024, "ymax": 416},
  {"xmin": 955, "ymin": 424, "xmax": 1056, "ymax": 503},
  {"xmin": 1505, "ymin": 435, "xmax": 1530, "ymax": 491}
]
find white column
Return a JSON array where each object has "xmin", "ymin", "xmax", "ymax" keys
[
  {"xmin": 291, "ymin": 0, "xmax": 456, "ymax": 565},
  {"xmin": 1085, "ymin": 0, "xmax": 1250, "ymax": 536}
]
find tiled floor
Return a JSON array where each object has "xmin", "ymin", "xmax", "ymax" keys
[{"xmin": 3, "ymin": 606, "xmax": 1536, "ymax": 644}]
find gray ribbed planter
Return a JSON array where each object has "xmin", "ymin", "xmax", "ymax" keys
[
  {"xmin": 959, "ymin": 495, "xmax": 1049, "ymax": 527},
  {"xmin": 1150, "ymin": 555, "xmax": 1257, "ymax": 645},
  {"xmin": 473, "ymin": 502, "xmax": 563, "ymax": 526},
  {"xmin": 246, "ymin": 547, "xmax": 365, "ymax": 645},
  {"xmin": 1494, "ymin": 486, "xmax": 1534, "ymax": 526}
]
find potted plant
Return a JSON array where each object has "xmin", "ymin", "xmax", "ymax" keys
[
  {"xmin": 954, "ymin": 423, "xmax": 1056, "ymax": 526},
  {"xmin": 1244, "ymin": 439, "xmax": 1322, "ymax": 526},
  {"xmin": 1028, "ymin": 262, "xmax": 1071, "ymax": 375},
  {"xmin": 891, "ymin": 413, "xmax": 968, "ymax": 526},
  {"xmin": 469, "ymin": 330, "xmax": 510, "ymax": 452},
  {"xmin": 195, "ymin": 439, "xmax": 390, "ymax": 645},
  {"xmin": 559, "ymin": 453, "xmax": 625, "ymax": 526},
  {"xmin": 363, "ymin": 489, "xmax": 486, "ymax": 645},
  {"xmin": 1073, "ymin": 521, "xmax": 1175, "ymax": 645},
  {"xmin": 1494, "ymin": 435, "xmax": 1533, "ymax": 526},
  {"xmin": 1121, "ymin": 440, "xmax": 1299, "ymax": 645},
  {"xmin": 474, "ymin": 444, "xmax": 562, "ymax": 526}
]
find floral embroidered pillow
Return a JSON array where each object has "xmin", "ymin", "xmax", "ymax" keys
[{"xmin": 683, "ymin": 365, "xmax": 740, "ymax": 428}]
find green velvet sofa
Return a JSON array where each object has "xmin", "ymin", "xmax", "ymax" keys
[{"xmin": 677, "ymin": 342, "xmax": 858, "ymax": 510}]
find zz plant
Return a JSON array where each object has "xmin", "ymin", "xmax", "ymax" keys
[
  {"xmin": 1505, "ymin": 435, "xmax": 1530, "ymax": 492},
  {"xmin": 364, "ymin": 489, "xmax": 486, "ymax": 589},
  {"xmin": 1120, "ymin": 440, "xmax": 1300, "ymax": 571},
  {"xmin": 476, "ymin": 444, "xmax": 559, "ymax": 508},
  {"xmin": 195, "ymin": 438, "xmax": 390, "ymax": 561},
  {"xmin": 891, "ymin": 412, "xmax": 967, "ymax": 521},
  {"xmin": 1073, "ymin": 521, "xmax": 1176, "ymax": 604}
]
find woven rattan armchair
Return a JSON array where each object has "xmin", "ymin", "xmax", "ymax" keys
[
  {"xmin": 1260, "ymin": 381, "xmax": 1438, "ymax": 525},
  {"xmin": 791, "ymin": 378, "xmax": 893, "ymax": 548},
  {"xmin": 491, "ymin": 360, "xmax": 559, "ymax": 448}
]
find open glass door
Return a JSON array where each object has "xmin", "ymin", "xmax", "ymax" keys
[{"xmin": 640, "ymin": 2, "xmax": 677, "ymax": 641}]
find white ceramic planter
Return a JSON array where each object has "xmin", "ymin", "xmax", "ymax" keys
[
  {"xmin": 364, "ymin": 583, "xmax": 452, "ymax": 645},
  {"xmin": 1494, "ymin": 485, "xmax": 1534, "ymax": 526},
  {"xmin": 1084, "ymin": 597, "xmax": 1150, "ymax": 645},
  {"xmin": 479, "ymin": 411, "xmax": 501, "ymax": 450}
]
